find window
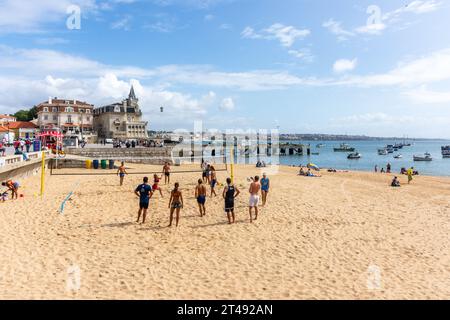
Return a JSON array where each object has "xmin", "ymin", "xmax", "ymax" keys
[
  {"xmin": 43, "ymin": 115, "xmax": 48, "ymax": 120},
  {"xmin": 53, "ymin": 115, "xmax": 57, "ymax": 121},
  {"xmin": 79, "ymin": 109, "xmax": 84, "ymax": 113},
  {"xmin": 87, "ymin": 116, "xmax": 90, "ymax": 121},
  {"xmin": 65, "ymin": 107, "xmax": 74, "ymax": 113},
  {"xmin": 67, "ymin": 115, "xmax": 72, "ymax": 123},
  {"xmin": 43, "ymin": 107, "xmax": 49, "ymax": 112},
  {"xmin": 86, "ymin": 109, "xmax": 91, "ymax": 114},
  {"xmin": 52, "ymin": 107, "xmax": 57, "ymax": 112}
]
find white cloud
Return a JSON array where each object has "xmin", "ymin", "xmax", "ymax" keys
[
  {"xmin": 354, "ymin": 23, "xmax": 386, "ymax": 35},
  {"xmin": 0, "ymin": 0, "xmax": 97, "ymax": 33},
  {"xmin": 339, "ymin": 48, "xmax": 450, "ymax": 87},
  {"xmin": 219, "ymin": 97, "xmax": 235, "ymax": 111},
  {"xmin": 403, "ymin": 85, "xmax": 450, "ymax": 104},
  {"xmin": 324, "ymin": 1, "xmax": 443, "ymax": 39},
  {"xmin": 241, "ymin": 23, "xmax": 310, "ymax": 48},
  {"xmin": 204, "ymin": 14, "xmax": 214, "ymax": 21},
  {"xmin": 322, "ymin": 19, "xmax": 354, "ymax": 41},
  {"xmin": 333, "ymin": 59, "xmax": 358, "ymax": 73},
  {"xmin": 287, "ymin": 49, "xmax": 314, "ymax": 63},
  {"xmin": 111, "ymin": 15, "xmax": 132, "ymax": 30}
]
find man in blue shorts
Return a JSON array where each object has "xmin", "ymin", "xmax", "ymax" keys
[{"xmin": 134, "ymin": 177, "xmax": 153, "ymax": 224}]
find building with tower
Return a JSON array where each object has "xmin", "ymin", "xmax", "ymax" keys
[{"xmin": 93, "ymin": 86, "xmax": 149, "ymax": 140}]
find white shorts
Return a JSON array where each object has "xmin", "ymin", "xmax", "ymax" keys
[{"xmin": 249, "ymin": 194, "xmax": 260, "ymax": 207}]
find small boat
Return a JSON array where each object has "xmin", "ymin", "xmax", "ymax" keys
[
  {"xmin": 378, "ymin": 148, "xmax": 388, "ymax": 155},
  {"xmin": 311, "ymin": 152, "xmax": 320, "ymax": 155},
  {"xmin": 316, "ymin": 143, "xmax": 325, "ymax": 148},
  {"xmin": 394, "ymin": 154, "xmax": 402, "ymax": 159},
  {"xmin": 413, "ymin": 153, "xmax": 432, "ymax": 161},
  {"xmin": 442, "ymin": 146, "xmax": 450, "ymax": 158},
  {"xmin": 347, "ymin": 152, "xmax": 361, "ymax": 159},
  {"xmin": 334, "ymin": 143, "xmax": 355, "ymax": 152}
]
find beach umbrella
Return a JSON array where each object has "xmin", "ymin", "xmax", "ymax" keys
[{"xmin": 307, "ymin": 163, "xmax": 320, "ymax": 171}]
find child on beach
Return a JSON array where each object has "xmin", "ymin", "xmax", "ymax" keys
[
  {"xmin": 248, "ymin": 176, "xmax": 261, "ymax": 223},
  {"xmin": 391, "ymin": 176, "xmax": 401, "ymax": 187},
  {"xmin": 407, "ymin": 167, "xmax": 414, "ymax": 184},
  {"xmin": 1, "ymin": 191, "xmax": 8, "ymax": 202},
  {"xmin": 168, "ymin": 182, "xmax": 183, "ymax": 227},
  {"xmin": 134, "ymin": 177, "xmax": 153, "ymax": 224},
  {"xmin": 223, "ymin": 178, "xmax": 240, "ymax": 224},
  {"xmin": 195, "ymin": 179, "xmax": 207, "ymax": 217},
  {"xmin": 117, "ymin": 162, "xmax": 128, "ymax": 186}
]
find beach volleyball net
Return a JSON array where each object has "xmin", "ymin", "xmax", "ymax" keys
[{"xmin": 48, "ymin": 154, "xmax": 229, "ymax": 176}]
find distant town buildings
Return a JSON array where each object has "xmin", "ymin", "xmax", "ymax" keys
[
  {"xmin": 93, "ymin": 86, "xmax": 149, "ymax": 140},
  {"xmin": 0, "ymin": 114, "xmax": 16, "ymax": 126},
  {"xmin": 7, "ymin": 121, "xmax": 38, "ymax": 139},
  {"xmin": 35, "ymin": 98, "xmax": 95, "ymax": 142}
]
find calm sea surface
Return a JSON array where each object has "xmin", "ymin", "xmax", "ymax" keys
[{"xmin": 276, "ymin": 140, "xmax": 450, "ymax": 177}]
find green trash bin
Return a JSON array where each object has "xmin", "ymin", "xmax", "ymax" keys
[{"xmin": 101, "ymin": 159, "xmax": 107, "ymax": 169}]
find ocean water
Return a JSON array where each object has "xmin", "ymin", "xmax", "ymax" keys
[{"xmin": 277, "ymin": 140, "xmax": 450, "ymax": 177}]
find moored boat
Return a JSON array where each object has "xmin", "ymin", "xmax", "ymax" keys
[
  {"xmin": 413, "ymin": 153, "xmax": 432, "ymax": 161},
  {"xmin": 334, "ymin": 143, "xmax": 355, "ymax": 152},
  {"xmin": 394, "ymin": 154, "xmax": 402, "ymax": 159},
  {"xmin": 347, "ymin": 152, "xmax": 361, "ymax": 159},
  {"xmin": 442, "ymin": 146, "xmax": 450, "ymax": 158},
  {"xmin": 378, "ymin": 148, "xmax": 388, "ymax": 155}
]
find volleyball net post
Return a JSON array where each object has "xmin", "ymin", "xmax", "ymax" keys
[
  {"xmin": 230, "ymin": 146, "xmax": 235, "ymax": 184},
  {"xmin": 40, "ymin": 151, "xmax": 45, "ymax": 197}
]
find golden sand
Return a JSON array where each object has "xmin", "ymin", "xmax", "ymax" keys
[{"xmin": 0, "ymin": 164, "xmax": 449, "ymax": 299}]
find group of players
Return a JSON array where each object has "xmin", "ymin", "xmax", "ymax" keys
[{"xmin": 117, "ymin": 161, "xmax": 270, "ymax": 227}]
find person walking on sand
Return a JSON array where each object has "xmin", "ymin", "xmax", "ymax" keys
[
  {"xmin": 2, "ymin": 180, "xmax": 19, "ymax": 199},
  {"xmin": 260, "ymin": 173, "xmax": 270, "ymax": 206},
  {"xmin": 407, "ymin": 167, "xmax": 414, "ymax": 184},
  {"xmin": 117, "ymin": 162, "xmax": 128, "ymax": 186},
  {"xmin": 168, "ymin": 182, "xmax": 183, "ymax": 227},
  {"xmin": 209, "ymin": 165, "xmax": 218, "ymax": 197},
  {"xmin": 195, "ymin": 179, "xmax": 207, "ymax": 217},
  {"xmin": 387, "ymin": 163, "xmax": 391, "ymax": 174},
  {"xmin": 223, "ymin": 178, "xmax": 240, "ymax": 224},
  {"xmin": 374, "ymin": 165, "xmax": 378, "ymax": 173},
  {"xmin": 163, "ymin": 162, "xmax": 171, "ymax": 184},
  {"xmin": 248, "ymin": 176, "xmax": 261, "ymax": 223},
  {"xmin": 152, "ymin": 174, "xmax": 164, "ymax": 197},
  {"xmin": 134, "ymin": 177, "xmax": 153, "ymax": 224}
]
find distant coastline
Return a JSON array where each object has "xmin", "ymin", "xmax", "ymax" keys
[{"xmin": 279, "ymin": 134, "xmax": 450, "ymax": 141}]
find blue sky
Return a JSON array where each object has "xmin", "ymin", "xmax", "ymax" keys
[{"xmin": 0, "ymin": 0, "xmax": 450, "ymax": 138}]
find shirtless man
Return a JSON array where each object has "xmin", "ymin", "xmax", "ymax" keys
[
  {"xmin": 248, "ymin": 176, "xmax": 261, "ymax": 223},
  {"xmin": 116, "ymin": 162, "xmax": 128, "ymax": 186},
  {"xmin": 195, "ymin": 179, "xmax": 207, "ymax": 217},
  {"xmin": 168, "ymin": 182, "xmax": 183, "ymax": 227},
  {"xmin": 163, "ymin": 162, "xmax": 171, "ymax": 184}
]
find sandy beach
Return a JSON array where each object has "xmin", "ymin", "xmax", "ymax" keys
[{"xmin": 0, "ymin": 164, "xmax": 449, "ymax": 300}]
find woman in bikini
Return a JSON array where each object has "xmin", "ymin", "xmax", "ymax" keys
[
  {"xmin": 152, "ymin": 174, "xmax": 164, "ymax": 197},
  {"xmin": 168, "ymin": 182, "xmax": 183, "ymax": 227}
]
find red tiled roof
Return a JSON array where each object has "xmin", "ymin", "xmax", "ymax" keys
[
  {"xmin": 0, "ymin": 114, "xmax": 15, "ymax": 119},
  {"xmin": 7, "ymin": 121, "xmax": 38, "ymax": 129},
  {"xmin": 0, "ymin": 126, "xmax": 8, "ymax": 132}
]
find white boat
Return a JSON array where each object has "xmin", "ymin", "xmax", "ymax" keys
[
  {"xmin": 413, "ymin": 153, "xmax": 432, "ymax": 161},
  {"xmin": 378, "ymin": 148, "xmax": 388, "ymax": 155},
  {"xmin": 347, "ymin": 152, "xmax": 361, "ymax": 159},
  {"xmin": 394, "ymin": 154, "xmax": 402, "ymax": 159}
]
